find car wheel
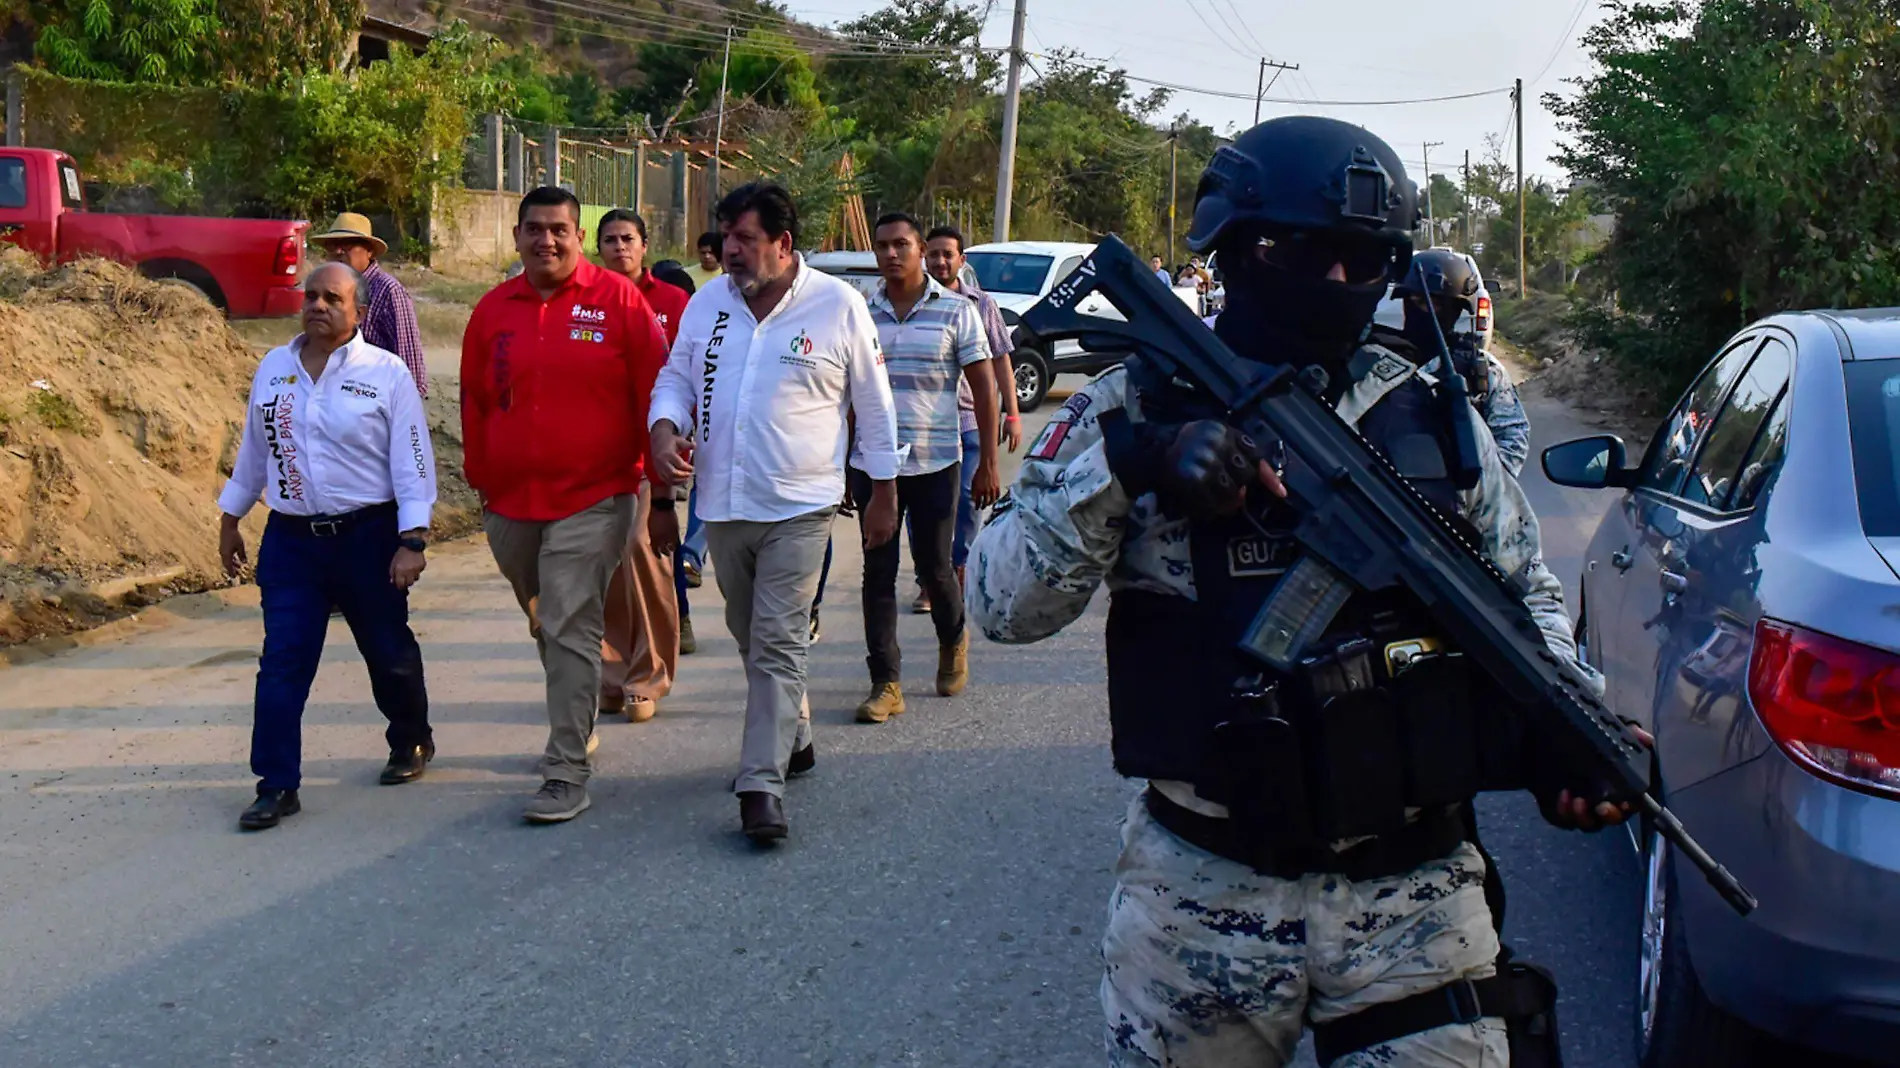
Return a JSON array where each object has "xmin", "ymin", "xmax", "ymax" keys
[
  {"xmin": 1013, "ymin": 346, "xmax": 1051, "ymax": 412},
  {"xmin": 1636, "ymin": 828, "xmax": 1774, "ymax": 1068}
]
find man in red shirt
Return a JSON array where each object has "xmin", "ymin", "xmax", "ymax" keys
[
  {"xmin": 594, "ymin": 208, "xmax": 688, "ymax": 724},
  {"xmin": 461, "ymin": 186, "xmax": 670, "ymax": 824}
]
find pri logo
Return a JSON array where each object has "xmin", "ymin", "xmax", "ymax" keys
[
  {"xmin": 571, "ymin": 304, "xmax": 608, "ymax": 322},
  {"xmin": 568, "ymin": 327, "xmax": 607, "ymax": 343},
  {"xmin": 788, "ymin": 330, "xmax": 814, "ymax": 356}
]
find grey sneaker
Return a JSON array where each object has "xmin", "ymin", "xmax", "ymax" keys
[{"xmin": 522, "ymin": 780, "xmax": 590, "ymax": 824}]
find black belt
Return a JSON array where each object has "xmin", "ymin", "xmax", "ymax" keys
[
  {"xmin": 268, "ymin": 501, "xmax": 397, "ymax": 537},
  {"xmin": 1143, "ymin": 786, "xmax": 1468, "ymax": 881}
]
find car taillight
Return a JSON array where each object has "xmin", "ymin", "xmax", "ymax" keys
[
  {"xmin": 1475, "ymin": 295, "xmax": 1492, "ymax": 332},
  {"xmin": 1749, "ymin": 619, "xmax": 1900, "ymax": 796},
  {"xmin": 273, "ymin": 236, "xmax": 300, "ymax": 277}
]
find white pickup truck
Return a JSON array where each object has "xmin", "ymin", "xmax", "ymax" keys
[{"xmin": 964, "ymin": 240, "xmax": 1201, "ymax": 410}]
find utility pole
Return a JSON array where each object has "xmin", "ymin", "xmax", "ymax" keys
[
  {"xmin": 993, "ymin": 0, "xmax": 1028, "ymax": 241},
  {"xmin": 1422, "ymin": 140, "xmax": 1443, "ymax": 245},
  {"xmin": 1462, "ymin": 148, "xmax": 1472, "ymax": 252},
  {"xmin": 1515, "ymin": 76, "xmax": 1526, "ymax": 300},
  {"xmin": 711, "ymin": 25, "xmax": 734, "ymax": 225},
  {"xmin": 1167, "ymin": 126, "xmax": 1178, "ymax": 266},
  {"xmin": 1253, "ymin": 58, "xmax": 1298, "ymax": 126}
]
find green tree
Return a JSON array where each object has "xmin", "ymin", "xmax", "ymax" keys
[
  {"xmin": 610, "ymin": 42, "xmax": 708, "ymax": 131},
  {"xmin": 1550, "ymin": 0, "xmax": 1900, "ymax": 386},
  {"xmin": 216, "ymin": 0, "xmax": 365, "ymax": 80},
  {"xmin": 694, "ymin": 28, "xmax": 823, "ymax": 123},
  {"xmin": 33, "ymin": 0, "xmax": 222, "ymax": 84}
]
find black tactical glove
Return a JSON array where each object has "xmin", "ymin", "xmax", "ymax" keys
[{"xmin": 1103, "ymin": 411, "xmax": 1260, "ymax": 520}]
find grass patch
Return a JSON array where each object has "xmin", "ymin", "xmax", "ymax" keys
[
  {"xmin": 1493, "ymin": 291, "xmax": 1573, "ymax": 359},
  {"xmin": 30, "ymin": 389, "xmax": 99, "ymax": 436}
]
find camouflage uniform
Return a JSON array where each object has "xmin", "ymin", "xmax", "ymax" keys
[
  {"xmin": 1472, "ymin": 349, "xmax": 1530, "ymax": 478},
  {"xmin": 968, "ymin": 342, "xmax": 1597, "ymax": 1067}
]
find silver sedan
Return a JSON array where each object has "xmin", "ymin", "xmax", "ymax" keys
[{"xmin": 1544, "ymin": 309, "xmax": 1900, "ymax": 1067}]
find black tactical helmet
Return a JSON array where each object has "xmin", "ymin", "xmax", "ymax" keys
[
  {"xmin": 1185, "ymin": 116, "xmax": 1417, "ymax": 279},
  {"xmin": 1395, "ymin": 248, "xmax": 1481, "ymax": 313}
]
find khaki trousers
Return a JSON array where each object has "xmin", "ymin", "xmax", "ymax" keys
[
  {"xmin": 600, "ymin": 482, "xmax": 679, "ymax": 706},
  {"xmin": 484, "ymin": 493, "xmax": 634, "ymax": 785},
  {"xmin": 703, "ymin": 506, "xmax": 834, "ymax": 797}
]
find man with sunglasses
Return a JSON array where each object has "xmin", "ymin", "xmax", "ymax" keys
[{"xmin": 969, "ymin": 116, "xmax": 1625, "ymax": 1067}]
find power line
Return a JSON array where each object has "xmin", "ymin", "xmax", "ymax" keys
[
  {"xmin": 479, "ymin": 0, "xmax": 990, "ymax": 58},
  {"xmin": 1528, "ymin": 0, "xmax": 1595, "ymax": 87},
  {"xmin": 1216, "ymin": 0, "xmax": 1269, "ymax": 55},
  {"xmin": 1178, "ymin": 0, "xmax": 1256, "ymax": 61}
]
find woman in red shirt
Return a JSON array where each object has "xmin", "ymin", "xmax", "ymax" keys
[{"xmin": 595, "ymin": 209, "xmax": 690, "ymax": 725}]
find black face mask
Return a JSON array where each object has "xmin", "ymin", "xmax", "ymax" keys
[
  {"xmin": 1402, "ymin": 299, "xmax": 1460, "ymax": 352},
  {"xmin": 1218, "ymin": 264, "xmax": 1386, "ymax": 366}
]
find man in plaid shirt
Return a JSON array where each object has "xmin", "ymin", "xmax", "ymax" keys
[{"xmin": 310, "ymin": 213, "xmax": 429, "ymax": 398}]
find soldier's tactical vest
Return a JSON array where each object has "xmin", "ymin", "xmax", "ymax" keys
[{"xmin": 1105, "ymin": 355, "xmax": 1525, "ymax": 848}]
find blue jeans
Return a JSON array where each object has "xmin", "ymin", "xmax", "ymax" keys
[
  {"xmin": 952, "ymin": 428, "xmax": 981, "ymax": 568},
  {"xmin": 251, "ymin": 505, "xmax": 430, "ymax": 792},
  {"xmin": 674, "ymin": 484, "xmax": 707, "ymax": 619}
]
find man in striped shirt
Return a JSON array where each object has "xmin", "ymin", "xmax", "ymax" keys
[
  {"xmin": 849, "ymin": 212, "xmax": 999, "ymax": 725},
  {"xmin": 311, "ymin": 213, "xmax": 429, "ymax": 398}
]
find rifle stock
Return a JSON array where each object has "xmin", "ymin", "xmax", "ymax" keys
[{"xmin": 1018, "ymin": 234, "xmax": 1756, "ymax": 917}]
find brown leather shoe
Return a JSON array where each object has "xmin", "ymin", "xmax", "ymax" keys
[
  {"xmin": 936, "ymin": 628, "xmax": 970, "ymax": 696},
  {"xmin": 788, "ymin": 742, "xmax": 815, "ymax": 777},
  {"xmin": 626, "ymin": 697, "xmax": 657, "ymax": 723},
  {"xmin": 855, "ymin": 682, "xmax": 906, "ymax": 723},
  {"xmin": 739, "ymin": 791, "xmax": 787, "ymax": 843}
]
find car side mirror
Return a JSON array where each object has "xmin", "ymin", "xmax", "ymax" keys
[{"xmin": 1542, "ymin": 434, "xmax": 1635, "ymax": 489}]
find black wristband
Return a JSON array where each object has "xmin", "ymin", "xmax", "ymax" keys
[
  {"xmin": 399, "ymin": 536, "xmax": 428, "ymax": 553},
  {"xmin": 652, "ymin": 496, "xmax": 676, "ymax": 511}
]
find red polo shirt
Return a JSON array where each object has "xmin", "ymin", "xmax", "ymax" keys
[
  {"xmin": 461, "ymin": 259, "xmax": 669, "ymax": 521},
  {"xmin": 633, "ymin": 270, "xmax": 690, "ymax": 347}
]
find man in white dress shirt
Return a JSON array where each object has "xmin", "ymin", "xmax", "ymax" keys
[
  {"xmin": 649, "ymin": 181, "xmax": 903, "ymax": 844},
  {"xmin": 217, "ymin": 262, "xmax": 438, "ymax": 832}
]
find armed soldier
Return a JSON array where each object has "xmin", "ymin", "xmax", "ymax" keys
[
  {"xmin": 968, "ymin": 116, "xmax": 1632, "ymax": 1067},
  {"xmin": 1372, "ymin": 247, "xmax": 1531, "ymax": 475}
]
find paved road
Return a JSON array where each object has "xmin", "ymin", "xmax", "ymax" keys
[{"xmin": 0, "ymin": 376, "xmax": 1643, "ymax": 1067}]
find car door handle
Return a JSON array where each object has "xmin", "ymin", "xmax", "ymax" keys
[
  {"xmin": 1660, "ymin": 569, "xmax": 1689, "ymax": 594},
  {"xmin": 1611, "ymin": 549, "xmax": 1633, "ymax": 571}
]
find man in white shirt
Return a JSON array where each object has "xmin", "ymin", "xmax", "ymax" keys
[
  {"xmin": 650, "ymin": 182, "xmax": 902, "ymax": 844},
  {"xmin": 217, "ymin": 262, "xmax": 438, "ymax": 831}
]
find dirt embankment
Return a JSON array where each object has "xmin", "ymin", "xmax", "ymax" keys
[
  {"xmin": 0, "ymin": 255, "xmax": 475, "ymax": 645},
  {"xmin": 1494, "ymin": 292, "xmax": 1659, "ymax": 442}
]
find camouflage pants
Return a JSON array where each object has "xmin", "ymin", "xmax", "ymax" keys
[{"xmin": 1102, "ymin": 794, "xmax": 1510, "ymax": 1067}]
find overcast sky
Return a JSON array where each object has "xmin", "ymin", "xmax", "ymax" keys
[{"xmin": 789, "ymin": 0, "xmax": 1602, "ymax": 189}]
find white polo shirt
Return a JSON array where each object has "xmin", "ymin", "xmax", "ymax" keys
[
  {"xmin": 218, "ymin": 332, "xmax": 437, "ymax": 532},
  {"xmin": 648, "ymin": 256, "xmax": 904, "ymax": 524}
]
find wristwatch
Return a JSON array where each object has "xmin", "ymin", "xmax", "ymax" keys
[
  {"xmin": 399, "ymin": 535, "xmax": 429, "ymax": 553},
  {"xmin": 652, "ymin": 497, "xmax": 676, "ymax": 511}
]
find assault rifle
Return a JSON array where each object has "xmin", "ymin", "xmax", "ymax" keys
[{"xmin": 1016, "ymin": 235, "xmax": 1756, "ymax": 916}]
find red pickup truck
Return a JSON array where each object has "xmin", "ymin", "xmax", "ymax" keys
[{"xmin": 0, "ymin": 147, "xmax": 306, "ymax": 318}]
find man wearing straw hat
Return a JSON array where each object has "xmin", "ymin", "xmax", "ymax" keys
[{"xmin": 311, "ymin": 212, "xmax": 429, "ymax": 399}]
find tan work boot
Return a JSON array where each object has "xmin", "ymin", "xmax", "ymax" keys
[
  {"xmin": 855, "ymin": 682, "xmax": 906, "ymax": 723},
  {"xmin": 679, "ymin": 616, "xmax": 697, "ymax": 655},
  {"xmin": 937, "ymin": 629, "xmax": 970, "ymax": 696},
  {"xmin": 627, "ymin": 696, "xmax": 657, "ymax": 723}
]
